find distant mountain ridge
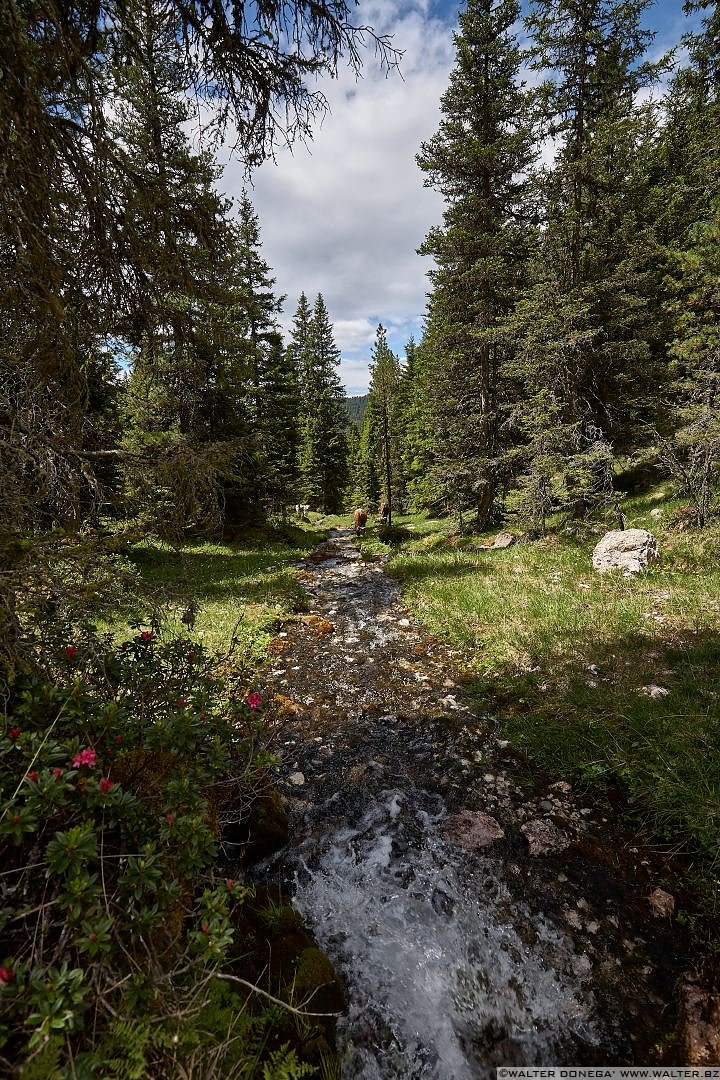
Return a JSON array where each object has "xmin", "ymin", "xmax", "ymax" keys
[{"xmin": 342, "ymin": 394, "xmax": 369, "ymax": 426}]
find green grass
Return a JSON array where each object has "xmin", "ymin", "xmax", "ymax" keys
[
  {"xmin": 103, "ymin": 523, "xmax": 325, "ymax": 665},
  {"xmin": 371, "ymin": 494, "xmax": 720, "ymax": 918}
]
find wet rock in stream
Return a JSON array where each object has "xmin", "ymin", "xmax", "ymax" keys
[{"xmin": 254, "ymin": 529, "xmax": 690, "ymax": 1078}]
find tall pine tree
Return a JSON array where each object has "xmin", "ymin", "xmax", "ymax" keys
[
  {"xmin": 293, "ymin": 294, "xmax": 349, "ymax": 512},
  {"xmin": 416, "ymin": 0, "xmax": 537, "ymax": 528},
  {"xmin": 507, "ymin": 0, "xmax": 665, "ymax": 525},
  {"xmin": 365, "ymin": 324, "xmax": 405, "ymax": 522}
]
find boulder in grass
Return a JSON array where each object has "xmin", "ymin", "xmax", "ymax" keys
[
  {"xmin": 491, "ymin": 531, "xmax": 516, "ymax": 549},
  {"xmin": 592, "ymin": 529, "xmax": 659, "ymax": 575}
]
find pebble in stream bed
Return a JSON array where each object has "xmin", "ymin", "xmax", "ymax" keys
[{"xmin": 257, "ymin": 529, "xmax": 686, "ymax": 1078}]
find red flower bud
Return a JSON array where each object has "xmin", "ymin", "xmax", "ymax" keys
[
  {"xmin": 99, "ymin": 778, "xmax": 114, "ymax": 794},
  {"xmin": 140, "ymin": 631, "xmax": 154, "ymax": 641},
  {"xmin": 26, "ymin": 771, "xmax": 39, "ymax": 783},
  {"xmin": 8, "ymin": 727, "xmax": 21, "ymax": 740},
  {"xmin": 115, "ymin": 735, "xmax": 122, "ymax": 744},
  {"xmin": 176, "ymin": 697, "xmax": 186, "ymax": 709},
  {"xmin": 226, "ymin": 879, "xmax": 235, "ymax": 891},
  {"xmin": 165, "ymin": 812, "xmax": 175, "ymax": 826},
  {"xmin": 201, "ymin": 921, "xmax": 210, "ymax": 934},
  {"xmin": 64, "ymin": 645, "xmax": 78, "ymax": 658},
  {"xmin": 52, "ymin": 768, "xmax": 63, "ymax": 779},
  {"xmin": 187, "ymin": 651, "xmax": 196, "ymax": 661},
  {"xmin": 0, "ymin": 967, "xmax": 13, "ymax": 984}
]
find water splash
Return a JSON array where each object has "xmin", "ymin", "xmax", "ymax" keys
[{"xmin": 292, "ymin": 795, "xmax": 604, "ymax": 1079}]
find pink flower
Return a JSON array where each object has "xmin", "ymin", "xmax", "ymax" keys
[
  {"xmin": 165, "ymin": 812, "xmax": 175, "ymax": 826},
  {"xmin": 26, "ymin": 770, "xmax": 39, "ymax": 783},
  {"xmin": 52, "ymin": 768, "xmax": 63, "ymax": 779},
  {"xmin": 201, "ymin": 921, "xmax": 210, "ymax": 934},
  {"xmin": 8, "ymin": 727, "xmax": 21, "ymax": 740},
  {"xmin": 246, "ymin": 692, "xmax": 262, "ymax": 710},
  {"xmin": 99, "ymin": 778, "xmax": 114, "ymax": 794},
  {"xmin": 0, "ymin": 967, "xmax": 13, "ymax": 984},
  {"xmin": 64, "ymin": 645, "xmax": 78, "ymax": 658},
  {"xmin": 72, "ymin": 748, "xmax": 97, "ymax": 768},
  {"xmin": 226, "ymin": 878, "xmax": 235, "ymax": 891},
  {"xmin": 140, "ymin": 631, "xmax": 154, "ymax": 642}
]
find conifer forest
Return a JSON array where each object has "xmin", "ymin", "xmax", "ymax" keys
[{"xmin": 1, "ymin": 0, "xmax": 720, "ymax": 1075}]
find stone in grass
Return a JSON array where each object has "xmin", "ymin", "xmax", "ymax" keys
[
  {"xmin": 442, "ymin": 809, "xmax": 505, "ymax": 850},
  {"xmin": 521, "ymin": 819, "xmax": 572, "ymax": 856},
  {"xmin": 640, "ymin": 684, "xmax": 670, "ymax": 700},
  {"xmin": 288, "ymin": 771, "xmax": 306, "ymax": 786},
  {"xmin": 677, "ymin": 979, "xmax": 720, "ymax": 1065},
  {"xmin": 492, "ymin": 531, "xmax": 516, "ymax": 549},
  {"xmin": 592, "ymin": 528, "xmax": 659, "ymax": 575},
  {"xmin": 648, "ymin": 887, "xmax": 675, "ymax": 918}
]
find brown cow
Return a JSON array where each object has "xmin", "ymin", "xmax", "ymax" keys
[
  {"xmin": 353, "ymin": 507, "xmax": 367, "ymax": 535},
  {"xmin": 378, "ymin": 500, "xmax": 390, "ymax": 522}
]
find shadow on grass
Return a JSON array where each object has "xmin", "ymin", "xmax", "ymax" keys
[
  {"xmin": 116, "ymin": 526, "xmax": 324, "ymax": 620},
  {"xmin": 470, "ymin": 626, "xmax": 720, "ymax": 908}
]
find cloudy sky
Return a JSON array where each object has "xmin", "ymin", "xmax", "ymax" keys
[{"xmin": 220, "ymin": 0, "xmax": 698, "ymax": 396}]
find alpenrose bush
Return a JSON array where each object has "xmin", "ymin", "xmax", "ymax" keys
[{"xmin": 0, "ymin": 622, "xmax": 279, "ymax": 1076}]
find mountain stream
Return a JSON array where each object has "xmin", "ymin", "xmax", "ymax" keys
[{"xmin": 257, "ymin": 529, "xmax": 685, "ymax": 1078}]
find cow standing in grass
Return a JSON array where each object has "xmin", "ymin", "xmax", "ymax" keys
[{"xmin": 353, "ymin": 508, "xmax": 367, "ymax": 535}]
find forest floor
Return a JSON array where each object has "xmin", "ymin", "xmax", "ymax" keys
[{"xmin": 255, "ymin": 526, "xmax": 704, "ymax": 1074}]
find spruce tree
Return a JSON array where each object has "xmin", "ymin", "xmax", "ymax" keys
[
  {"xmin": 117, "ymin": 3, "xmax": 293, "ymax": 534},
  {"xmin": 295, "ymin": 294, "xmax": 349, "ymax": 512},
  {"xmin": 353, "ymin": 407, "xmax": 381, "ymax": 510},
  {"xmin": 416, "ymin": 0, "xmax": 537, "ymax": 528},
  {"xmin": 366, "ymin": 324, "xmax": 404, "ymax": 522},
  {"xmin": 508, "ymin": 0, "xmax": 665, "ymax": 525}
]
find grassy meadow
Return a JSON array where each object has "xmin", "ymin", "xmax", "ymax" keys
[
  {"xmin": 338, "ymin": 495, "xmax": 720, "ymax": 917},
  {"xmin": 102, "ymin": 524, "xmax": 324, "ymax": 664}
]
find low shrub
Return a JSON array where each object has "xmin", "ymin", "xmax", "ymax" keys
[{"xmin": 0, "ymin": 621, "xmax": 308, "ymax": 1077}]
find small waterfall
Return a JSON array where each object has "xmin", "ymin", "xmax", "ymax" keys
[{"xmin": 291, "ymin": 792, "xmax": 605, "ymax": 1079}]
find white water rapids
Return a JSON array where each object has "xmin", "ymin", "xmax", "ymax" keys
[{"xmin": 292, "ymin": 793, "xmax": 603, "ymax": 1078}]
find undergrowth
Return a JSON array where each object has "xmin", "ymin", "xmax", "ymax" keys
[{"xmin": 1, "ymin": 522, "xmax": 337, "ymax": 1076}]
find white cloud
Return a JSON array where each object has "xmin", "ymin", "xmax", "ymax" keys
[{"xmin": 219, "ymin": 0, "xmax": 456, "ymax": 394}]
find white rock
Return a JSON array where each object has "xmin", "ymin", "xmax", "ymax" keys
[
  {"xmin": 288, "ymin": 771, "xmax": 305, "ymax": 786},
  {"xmin": 592, "ymin": 529, "xmax": 659, "ymax": 575},
  {"xmin": 650, "ymin": 507, "xmax": 664, "ymax": 519},
  {"xmin": 491, "ymin": 531, "xmax": 516, "ymax": 549},
  {"xmin": 639, "ymin": 684, "xmax": 670, "ymax": 699}
]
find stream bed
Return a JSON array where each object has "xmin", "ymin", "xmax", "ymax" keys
[{"xmin": 258, "ymin": 529, "xmax": 686, "ymax": 1077}]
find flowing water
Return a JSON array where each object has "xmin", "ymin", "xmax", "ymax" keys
[{"xmin": 258, "ymin": 529, "xmax": 685, "ymax": 1077}]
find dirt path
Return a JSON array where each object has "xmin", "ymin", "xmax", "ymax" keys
[{"xmin": 259, "ymin": 529, "xmax": 687, "ymax": 1077}]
